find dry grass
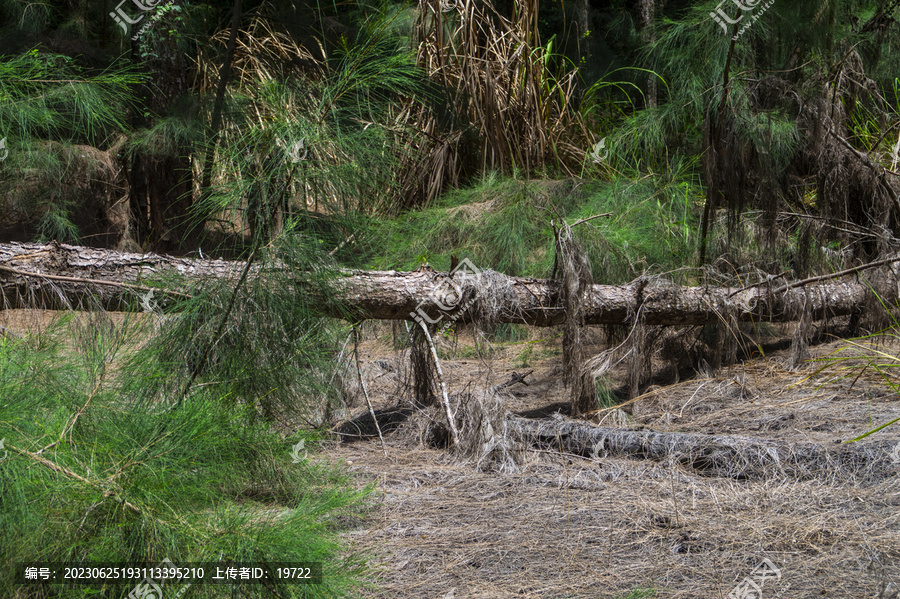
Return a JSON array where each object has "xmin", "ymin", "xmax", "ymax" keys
[
  {"xmin": 336, "ymin": 441, "xmax": 899, "ymax": 598},
  {"xmin": 402, "ymin": 0, "xmax": 589, "ymax": 207},
  {"xmin": 333, "ymin": 322, "xmax": 900, "ymax": 598}
]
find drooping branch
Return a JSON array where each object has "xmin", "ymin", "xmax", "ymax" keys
[
  {"xmin": 2, "ymin": 241, "xmax": 899, "ymax": 328},
  {"xmin": 6, "ymin": 442, "xmax": 142, "ymax": 514}
]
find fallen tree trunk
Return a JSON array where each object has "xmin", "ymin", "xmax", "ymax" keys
[
  {"xmin": 513, "ymin": 415, "xmax": 898, "ymax": 482},
  {"xmin": 1, "ymin": 241, "xmax": 898, "ymax": 327}
]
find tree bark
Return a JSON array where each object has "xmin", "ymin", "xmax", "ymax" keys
[
  {"xmin": 626, "ymin": 0, "xmax": 657, "ymax": 109},
  {"xmin": 0, "ymin": 241, "xmax": 897, "ymax": 328}
]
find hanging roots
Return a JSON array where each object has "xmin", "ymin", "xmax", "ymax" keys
[
  {"xmin": 454, "ymin": 387, "xmax": 525, "ymax": 473},
  {"xmin": 554, "ymin": 221, "xmax": 597, "ymax": 415}
]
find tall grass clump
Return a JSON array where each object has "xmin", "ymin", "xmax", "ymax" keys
[
  {"xmin": 370, "ymin": 171, "xmax": 702, "ymax": 284},
  {"xmin": 408, "ymin": 0, "xmax": 590, "ymax": 205}
]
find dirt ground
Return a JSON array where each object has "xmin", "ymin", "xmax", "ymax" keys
[
  {"xmin": 3, "ymin": 311, "xmax": 899, "ymax": 598},
  {"xmin": 331, "ymin": 322, "xmax": 900, "ymax": 599}
]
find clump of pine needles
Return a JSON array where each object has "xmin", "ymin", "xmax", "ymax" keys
[{"xmin": 0, "ymin": 235, "xmax": 371, "ymax": 598}]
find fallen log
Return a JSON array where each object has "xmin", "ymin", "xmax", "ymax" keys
[
  {"xmin": 513, "ymin": 415, "xmax": 899, "ymax": 482},
  {"xmin": 1, "ymin": 240, "xmax": 898, "ymax": 327}
]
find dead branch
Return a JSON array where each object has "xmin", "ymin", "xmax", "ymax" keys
[
  {"xmin": 354, "ymin": 325, "xmax": 387, "ymax": 456},
  {"xmin": 415, "ymin": 319, "xmax": 460, "ymax": 447},
  {"xmin": 514, "ymin": 415, "xmax": 897, "ymax": 482}
]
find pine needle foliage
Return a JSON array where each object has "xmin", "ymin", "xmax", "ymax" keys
[
  {"xmin": 0, "ymin": 309, "xmax": 369, "ymax": 598},
  {"xmin": 192, "ymin": 4, "xmax": 429, "ymax": 230},
  {"xmin": 0, "ymin": 49, "xmax": 142, "ymax": 146},
  {"xmin": 0, "ymin": 49, "xmax": 144, "ymax": 243},
  {"xmin": 128, "ymin": 224, "xmax": 350, "ymax": 423},
  {"xmin": 599, "ymin": 0, "xmax": 900, "ymax": 265},
  {"xmin": 0, "ymin": 225, "xmax": 369, "ymax": 597}
]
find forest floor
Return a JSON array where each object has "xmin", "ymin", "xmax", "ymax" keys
[
  {"xmin": 2, "ymin": 310, "xmax": 899, "ymax": 598},
  {"xmin": 331, "ymin": 323, "xmax": 900, "ymax": 599}
]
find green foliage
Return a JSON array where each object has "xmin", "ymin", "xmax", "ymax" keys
[
  {"xmin": 0, "ymin": 49, "xmax": 144, "ymax": 244},
  {"xmin": 0, "ymin": 311, "xmax": 368, "ymax": 598},
  {"xmin": 134, "ymin": 228, "xmax": 347, "ymax": 424},
  {"xmin": 193, "ymin": 5, "xmax": 429, "ymax": 238},
  {"xmin": 493, "ymin": 323, "xmax": 530, "ymax": 343},
  {"xmin": 595, "ymin": 376, "xmax": 620, "ymax": 410},
  {"xmin": 372, "ymin": 175, "xmax": 566, "ymax": 277},
  {"xmin": 613, "ymin": 590, "xmax": 657, "ymax": 599},
  {"xmin": 0, "ymin": 0, "xmax": 52, "ymax": 34},
  {"xmin": 580, "ymin": 67, "xmax": 663, "ymax": 132},
  {"xmin": 0, "ymin": 49, "xmax": 143, "ymax": 146},
  {"xmin": 135, "ymin": 2, "xmax": 187, "ymax": 60},
  {"xmin": 36, "ymin": 198, "xmax": 79, "ymax": 243},
  {"xmin": 0, "ymin": 224, "xmax": 367, "ymax": 596},
  {"xmin": 513, "ymin": 344, "xmax": 533, "ymax": 368},
  {"xmin": 127, "ymin": 105, "xmax": 205, "ymax": 160},
  {"xmin": 370, "ymin": 172, "xmax": 701, "ymax": 284}
]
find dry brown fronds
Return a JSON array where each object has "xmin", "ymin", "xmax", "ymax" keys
[
  {"xmin": 398, "ymin": 0, "xmax": 590, "ymax": 208},
  {"xmin": 195, "ymin": 6, "xmax": 322, "ymax": 94}
]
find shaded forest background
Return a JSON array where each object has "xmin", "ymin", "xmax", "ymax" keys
[{"xmin": 1, "ymin": 0, "xmax": 898, "ymax": 281}]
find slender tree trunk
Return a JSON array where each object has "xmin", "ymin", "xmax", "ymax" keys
[
  {"xmin": 199, "ymin": 0, "xmax": 244, "ymax": 202},
  {"xmin": 127, "ymin": 4, "xmax": 193, "ymax": 252},
  {"xmin": 574, "ymin": 0, "xmax": 590, "ymax": 67},
  {"xmin": 626, "ymin": 0, "xmax": 657, "ymax": 108},
  {"xmin": 699, "ymin": 20, "xmax": 740, "ymax": 267}
]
